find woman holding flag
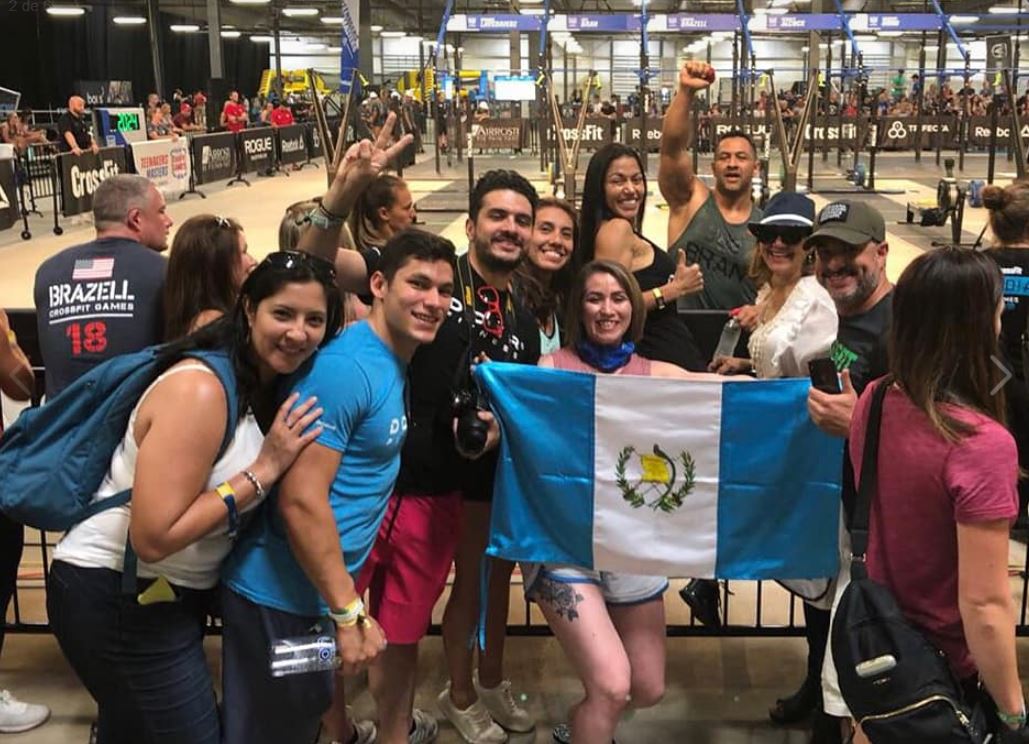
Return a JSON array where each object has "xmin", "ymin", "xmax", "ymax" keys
[{"xmin": 528, "ymin": 259, "xmax": 719, "ymax": 743}]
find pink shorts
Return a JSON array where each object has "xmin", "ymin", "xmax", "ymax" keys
[{"xmin": 355, "ymin": 490, "xmax": 462, "ymax": 644}]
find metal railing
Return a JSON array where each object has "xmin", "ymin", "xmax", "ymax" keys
[{"xmin": 4, "ymin": 308, "xmax": 1029, "ymax": 638}]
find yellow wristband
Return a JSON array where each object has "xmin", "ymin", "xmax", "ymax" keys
[
  {"xmin": 216, "ymin": 482, "xmax": 240, "ymax": 538},
  {"xmin": 5, "ymin": 330, "xmax": 15, "ymax": 345}
]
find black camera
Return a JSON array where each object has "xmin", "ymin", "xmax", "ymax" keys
[{"xmin": 452, "ymin": 385, "xmax": 490, "ymax": 457}]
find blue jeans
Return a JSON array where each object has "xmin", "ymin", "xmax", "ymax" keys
[{"xmin": 46, "ymin": 561, "xmax": 219, "ymax": 744}]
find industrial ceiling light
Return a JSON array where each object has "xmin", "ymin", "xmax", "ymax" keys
[
  {"xmin": 988, "ymin": 5, "xmax": 1020, "ymax": 13},
  {"xmin": 221, "ymin": 30, "xmax": 241, "ymax": 37},
  {"xmin": 113, "ymin": 15, "xmax": 146, "ymax": 24},
  {"xmin": 251, "ymin": 35, "xmax": 274, "ymax": 42},
  {"xmin": 170, "ymin": 24, "xmax": 200, "ymax": 32},
  {"xmin": 230, "ymin": 0, "xmax": 271, "ymax": 4},
  {"xmin": 46, "ymin": 6, "xmax": 86, "ymax": 15},
  {"xmin": 876, "ymin": 30, "xmax": 903, "ymax": 37},
  {"xmin": 371, "ymin": 24, "xmax": 384, "ymax": 32},
  {"xmin": 380, "ymin": 30, "xmax": 406, "ymax": 37},
  {"xmin": 321, "ymin": 17, "xmax": 344, "ymax": 24},
  {"xmin": 949, "ymin": 15, "xmax": 979, "ymax": 24},
  {"xmin": 282, "ymin": 8, "xmax": 318, "ymax": 16}
]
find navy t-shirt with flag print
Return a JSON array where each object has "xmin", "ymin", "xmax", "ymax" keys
[{"xmin": 34, "ymin": 237, "xmax": 166, "ymax": 397}]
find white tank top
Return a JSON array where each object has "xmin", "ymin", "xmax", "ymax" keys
[{"xmin": 53, "ymin": 363, "xmax": 265, "ymax": 589}]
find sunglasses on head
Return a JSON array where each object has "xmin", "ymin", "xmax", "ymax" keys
[
  {"xmin": 258, "ymin": 251, "xmax": 337, "ymax": 284},
  {"xmin": 753, "ymin": 226, "xmax": 811, "ymax": 246}
]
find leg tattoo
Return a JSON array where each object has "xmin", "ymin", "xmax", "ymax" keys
[{"xmin": 535, "ymin": 577, "xmax": 585, "ymax": 622}]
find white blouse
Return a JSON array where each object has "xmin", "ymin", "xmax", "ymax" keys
[
  {"xmin": 54, "ymin": 364, "xmax": 265, "ymax": 589},
  {"xmin": 748, "ymin": 276, "xmax": 839, "ymax": 380}
]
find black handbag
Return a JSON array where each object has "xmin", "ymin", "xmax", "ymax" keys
[{"xmin": 830, "ymin": 377, "xmax": 988, "ymax": 743}]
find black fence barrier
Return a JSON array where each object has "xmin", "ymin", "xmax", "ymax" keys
[
  {"xmin": 276, "ymin": 124, "xmax": 308, "ymax": 167},
  {"xmin": 190, "ymin": 132, "xmax": 237, "ymax": 185},
  {"xmin": 57, "ymin": 147, "xmax": 127, "ymax": 218}
]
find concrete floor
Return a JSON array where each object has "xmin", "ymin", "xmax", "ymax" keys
[{"xmin": 3, "ymin": 146, "xmax": 1029, "ymax": 742}]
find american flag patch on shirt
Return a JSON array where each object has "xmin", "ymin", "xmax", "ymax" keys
[{"xmin": 72, "ymin": 258, "xmax": 115, "ymax": 280}]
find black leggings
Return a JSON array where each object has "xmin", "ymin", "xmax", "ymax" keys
[{"xmin": 0, "ymin": 511, "xmax": 25, "ymax": 657}]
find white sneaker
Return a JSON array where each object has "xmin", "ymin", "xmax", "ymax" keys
[
  {"xmin": 323, "ymin": 712, "xmax": 376, "ymax": 744},
  {"xmin": 473, "ymin": 672, "xmax": 534, "ymax": 733},
  {"xmin": 0, "ymin": 690, "xmax": 50, "ymax": 733},
  {"xmin": 408, "ymin": 709, "xmax": 439, "ymax": 744},
  {"xmin": 436, "ymin": 686, "xmax": 507, "ymax": 744}
]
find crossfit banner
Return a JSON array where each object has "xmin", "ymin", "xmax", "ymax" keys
[
  {"xmin": 623, "ymin": 117, "xmax": 663, "ymax": 152},
  {"xmin": 339, "ymin": 0, "xmax": 360, "ymax": 94},
  {"xmin": 471, "ymin": 119, "xmax": 526, "ymax": 150},
  {"xmin": 239, "ymin": 129, "xmax": 275, "ymax": 173},
  {"xmin": 276, "ymin": 125, "xmax": 308, "ymax": 165},
  {"xmin": 554, "ymin": 117, "xmax": 614, "ymax": 151},
  {"xmin": 59, "ymin": 147, "xmax": 127, "ymax": 217},
  {"xmin": 130, "ymin": 138, "xmax": 191, "ymax": 196},
  {"xmin": 0, "ymin": 157, "xmax": 18, "ymax": 232},
  {"xmin": 802, "ymin": 120, "xmax": 862, "ymax": 149},
  {"xmin": 191, "ymin": 132, "xmax": 237, "ymax": 184}
]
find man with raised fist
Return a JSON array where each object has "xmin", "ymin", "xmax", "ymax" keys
[{"xmin": 659, "ymin": 60, "xmax": 763, "ymax": 312}]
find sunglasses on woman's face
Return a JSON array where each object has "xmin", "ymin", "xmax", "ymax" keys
[
  {"xmin": 753, "ymin": 226, "xmax": 811, "ymax": 246},
  {"xmin": 259, "ymin": 251, "xmax": 337, "ymax": 283}
]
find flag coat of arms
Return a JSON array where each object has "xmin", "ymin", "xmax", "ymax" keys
[{"xmin": 475, "ymin": 364, "xmax": 844, "ymax": 580}]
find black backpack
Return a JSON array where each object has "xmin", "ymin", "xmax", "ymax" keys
[{"xmin": 830, "ymin": 377, "xmax": 988, "ymax": 743}]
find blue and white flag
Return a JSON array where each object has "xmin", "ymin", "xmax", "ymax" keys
[{"xmin": 475, "ymin": 364, "xmax": 843, "ymax": 580}]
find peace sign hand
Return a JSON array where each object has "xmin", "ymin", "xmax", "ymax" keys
[{"xmin": 323, "ymin": 112, "xmax": 414, "ymax": 216}]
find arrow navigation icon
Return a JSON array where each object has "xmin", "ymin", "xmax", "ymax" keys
[{"xmin": 991, "ymin": 355, "xmax": 1012, "ymax": 395}]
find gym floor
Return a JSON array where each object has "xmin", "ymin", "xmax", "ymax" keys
[{"xmin": 1, "ymin": 146, "xmax": 1027, "ymax": 743}]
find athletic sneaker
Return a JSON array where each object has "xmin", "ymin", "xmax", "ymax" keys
[
  {"xmin": 408, "ymin": 709, "xmax": 439, "ymax": 743},
  {"xmin": 436, "ymin": 685, "xmax": 507, "ymax": 743},
  {"xmin": 321, "ymin": 707, "xmax": 376, "ymax": 744},
  {"xmin": 473, "ymin": 672, "xmax": 534, "ymax": 733},
  {"xmin": 0, "ymin": 689, "xmax": 50, "ymax": 733}
]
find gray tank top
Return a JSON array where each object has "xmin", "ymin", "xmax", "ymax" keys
[{"xmin": 669, "ymin": 193, "xmax": 761, "ymax": 310}]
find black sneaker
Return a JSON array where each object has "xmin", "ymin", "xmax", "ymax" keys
[
  {"xmin": 553, "ymin": 723, "xmax": 615, "ymax": 743},
  {"xmin": 679, "ymin": 579, "xmax": 723, "ymax": 627}
]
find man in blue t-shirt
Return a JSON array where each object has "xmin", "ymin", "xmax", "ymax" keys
[{"xmin": 221, "ymin": 229, "xmax": 458, "ymax": 744}]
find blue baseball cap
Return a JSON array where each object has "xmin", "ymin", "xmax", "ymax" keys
[{"xmin": 748, "ymin": 192, "xmax": 816, "ymax": 236}]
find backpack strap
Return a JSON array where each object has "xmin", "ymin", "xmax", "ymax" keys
[
  {"xmin": 120, "ymin": 350, "xmax": 241, "ymax": 595},
  {"xmin": 849, "ymin": 375, "xmax": 892, "ymax": 581}
]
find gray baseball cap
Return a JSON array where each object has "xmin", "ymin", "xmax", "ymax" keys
[{"xmin": 804, "ymin": 200, "xmax": 886, "ymax": 248}]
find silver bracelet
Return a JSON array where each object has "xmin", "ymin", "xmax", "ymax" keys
[{"xmin": 241, "ymin": 470, "xmax": 265, "ymax": 500}]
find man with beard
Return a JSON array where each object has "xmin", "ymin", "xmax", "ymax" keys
[
  {"xmin": 294, "ymin": 160, "xmax": 539, "ymax": 743},
  {"xmin": 799, "ymin": 200, "xmax": 893, "ymax": 744},
  {"xmin": 660, "ymin": 60, "xmax": 763, "ymax": 311},
  {"xmin": 57, "ymin": 96, "xmax": 99, "ymax": 155}
]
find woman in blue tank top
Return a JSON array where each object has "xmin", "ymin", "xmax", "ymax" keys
[{"xmin": 576, "ymin": 143, "xmax": 706, "ymax": 371}]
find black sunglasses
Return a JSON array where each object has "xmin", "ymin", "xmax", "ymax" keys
[
  {"xmin": 258, "ymin": 251, "xmax": 337, "ymax": 284},
  {"xmin": 752, "ymin": 226, "xmax": 812, "ymax": 246}
]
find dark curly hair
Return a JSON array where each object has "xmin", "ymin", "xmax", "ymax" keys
[{"xmin": 469, "ymin": 169, "xmax": 539, "ymax": 222}]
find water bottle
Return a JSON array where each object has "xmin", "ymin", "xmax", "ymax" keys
[
  {"xmin": 713, "ymin": 315, "xmax": 742, "ymax": 361},
  {"xmin": 269, "ymin": 633, "xmax": 339, "ymax": 677}
]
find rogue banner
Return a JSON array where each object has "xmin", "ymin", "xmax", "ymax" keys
[
  {"xmin": 59, "ymin": 147, "xmax": 127, "ymax": 217},
  {"xmin": 239, "ymin": 129, "xmax": 275, "ymax": 173}
]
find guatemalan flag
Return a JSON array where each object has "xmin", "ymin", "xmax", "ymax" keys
[{"xmin": 475, "ymin": 363, "xmax": 844, "ymax": 580}]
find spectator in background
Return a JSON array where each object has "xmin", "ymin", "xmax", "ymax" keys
[
  {"xmin": 147, "ymin": 108, "xmax": 179, "ymax": 141},
  {"xmin": 146, "ymin": 93, "xmax": 160, "ymax": 118},
  {"xmin": 159, "ymin": 103, "xmax": 183, "ymax": 136},
  {"xmin": 259, "ymin": 102, "xmax": 274, "ymax": 125},
  {"xmin": 221, "ymin": 91, "xmax": 247, "ymax": 134},
  {"xmin": 193, "ymin": 89, "xmax": 208, "ymax": 129},
  {"xmin": 0, "ymin": 308, "xmax": 50, "ymax": 735},
  {"xmin": 173, "ymin": 103, "xmax": 203, "ymax": 133},
  {"xmin": 0, "ymin": 110, "xmax": 48, "ymax": 153},
  {"xmin": 269, "ymin": 100, "xmax": 295, "ymax": 128},
  {"xmin": 33, "ymin": 174, "xmax": 170, "ymax": 397},
  {"xmin": 57, "ymin": 96, "xmax": 99, "ymax": 155},
  {"xmin": 164, "ymin": 215, "xmax": 257, "ymax": 339}
]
